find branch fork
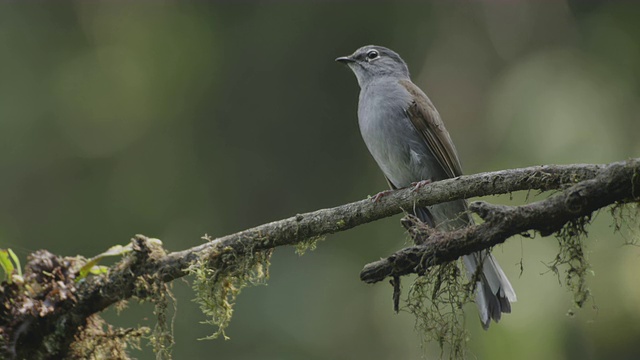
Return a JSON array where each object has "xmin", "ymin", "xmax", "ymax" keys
[{"xmin": 2, "ymin": 158, "xmax": 638, "ymax": 359}]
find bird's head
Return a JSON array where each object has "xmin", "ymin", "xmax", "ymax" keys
[{"xmin": 336, "ymin": 45, "xmax": 410, "ymax": 87}]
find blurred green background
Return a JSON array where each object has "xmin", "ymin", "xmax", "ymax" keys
[{"xmin": 2, "ymin": 2, "xmax": 640, "ymax": 359}]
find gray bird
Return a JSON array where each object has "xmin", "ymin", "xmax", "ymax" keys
[{"xmin": 336, "ymin": 45, "xmax": 516, "ymax": 329}]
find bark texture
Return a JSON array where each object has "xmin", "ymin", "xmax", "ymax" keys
[{"xmin": 1, "ymin": 159, "xmax": 637, "ymax": 359}]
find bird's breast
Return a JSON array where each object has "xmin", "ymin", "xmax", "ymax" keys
[{"xmin": 357, "ymin": 81, "xmax": 440, "ymax": 187}]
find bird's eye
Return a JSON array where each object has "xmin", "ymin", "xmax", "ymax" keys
[{"xmin": 366, "ymin": 50, "xmax": 379, "ymax": 60}]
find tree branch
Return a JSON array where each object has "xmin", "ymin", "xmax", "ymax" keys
[
  {"xmin": 1, "ymin": 159, "xmax": 637, "ymax": 359},
  {"xmin": 360, "ymin": 159, "xmax": 640, "ymax": 283}
]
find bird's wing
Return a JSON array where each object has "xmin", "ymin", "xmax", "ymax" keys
[{"xmin": 399, "ymin": 79, "xmax": 464, "ymax": 178}]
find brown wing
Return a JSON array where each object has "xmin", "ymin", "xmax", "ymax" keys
[{"xmin": 399, "ymin": 79, "xmax": 464, "ymax": 178}]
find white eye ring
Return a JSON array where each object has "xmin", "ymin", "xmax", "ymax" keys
[{"xmin": 366, "ymin": 50, "xmax": 379, "ymax": 61}]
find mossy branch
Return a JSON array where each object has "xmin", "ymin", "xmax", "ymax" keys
[
  {"xmin": 1, "ymin": 158, "xmax": 638, "ymax": 359},
  {"xmin": 359, "ymin": 158, "xmax": 640, "ymax": 283}
]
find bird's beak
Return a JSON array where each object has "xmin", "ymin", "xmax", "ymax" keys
[{"xmin": 335, "ymin": 56, "xmax": 355, "ymax": 64}]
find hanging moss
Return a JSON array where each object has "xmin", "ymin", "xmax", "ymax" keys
[
  {"xmin": 610, "ymin": 202, "xmax": 640, "ymax": 246},
  {"xmin": 146, "ymin": 281, "xmax": 176, "ymax": 360},
  {"xmin": 546, "ymin": 216, "xmax": 592, "ymax": 308},
  {"xmin": 400, "ymin": 215, "xmax": 472, "ymax": 358},
  {"xmin": 294, "ymin": 235, "xmax": 325, "ymax": 256},
  {"xmin": 186, "ymin": 246, "xmax": 272, "ymax": 340},
  {"xmin": 406, "ymin": 261, "xmax": 470, "ymax": 359},
  {"xmin": 68, "ymin": 315, "xmax": 149, "ymax": 360}
]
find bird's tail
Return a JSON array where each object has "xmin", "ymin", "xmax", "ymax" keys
[
  {"xmin": 462, "ymin": 251, "xmax": 516, "ymax": 329},
  {"xmin": 413, "ymin": 201, "xmax": 516, "ymax": 329}
]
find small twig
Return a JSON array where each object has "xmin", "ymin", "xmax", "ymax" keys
[{"xmin": 391, "ymin": 276, "xmax": 401, "ymax": 313}]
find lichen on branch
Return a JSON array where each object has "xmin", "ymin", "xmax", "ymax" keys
[
  {"xmin": 0, "ymin": 159, "xmax": 638, "ymax": 359},
  {"xmin": 359, "ymin": 159, "xmax": 640, "ymax": 283}
]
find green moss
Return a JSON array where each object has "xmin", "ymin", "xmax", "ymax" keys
[
  {"xmin": 122, "ymin": 238, "xmax": 176, "ymax": 359},
  {"xmin": 610, "ymin": 202, "xmax": 640, "ymax": 246},
  {"xmin": 547, "ymin": 216, "xmax": 592, "ymax": 308},
  {"xmin": 186, "ymin": 247, "xmax": 272, "ymax": 340},
  {"xmin": 294, "ymin": 235, "xmax": 324, "ymax": 256},
  {"xmin": 148, "ymin": 284, "xmax": 176, "ymax": 360},
  {"xmin": 406, "ymin": 261, "xmax": 470, "ymax": 359},
  {"xmin": 69, "ymin": 315, "xmax": 149, "ymax": 360}
]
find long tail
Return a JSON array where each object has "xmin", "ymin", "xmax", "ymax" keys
[
  {"xmin": 413, "ymin": 203, "xmax": 516, "ymax": 329},
  {"xmin": 462, "ymin": 251, "xmax": 516, "ymax": 329}
]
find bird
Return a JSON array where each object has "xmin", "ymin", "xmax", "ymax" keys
[{"xmin": 336, "ymin": 45, "xmax": 516, "ymax": 329}]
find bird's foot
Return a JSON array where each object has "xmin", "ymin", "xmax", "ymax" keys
[
  {"xmin": 370, "ymin": 190, "xmax": 393, "ymax": 202},
  {"xmin": 411, "ymin": 179, "xmax": 432, "ymax": 191}
]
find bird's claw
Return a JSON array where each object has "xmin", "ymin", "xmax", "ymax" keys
[
  {"xmin": 371, "ymin": 190, "xmax": 393, "ymax": 202},
  {"xmin": 411, "ymin": 179, "xmax": 432, "ymax": 191}
]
